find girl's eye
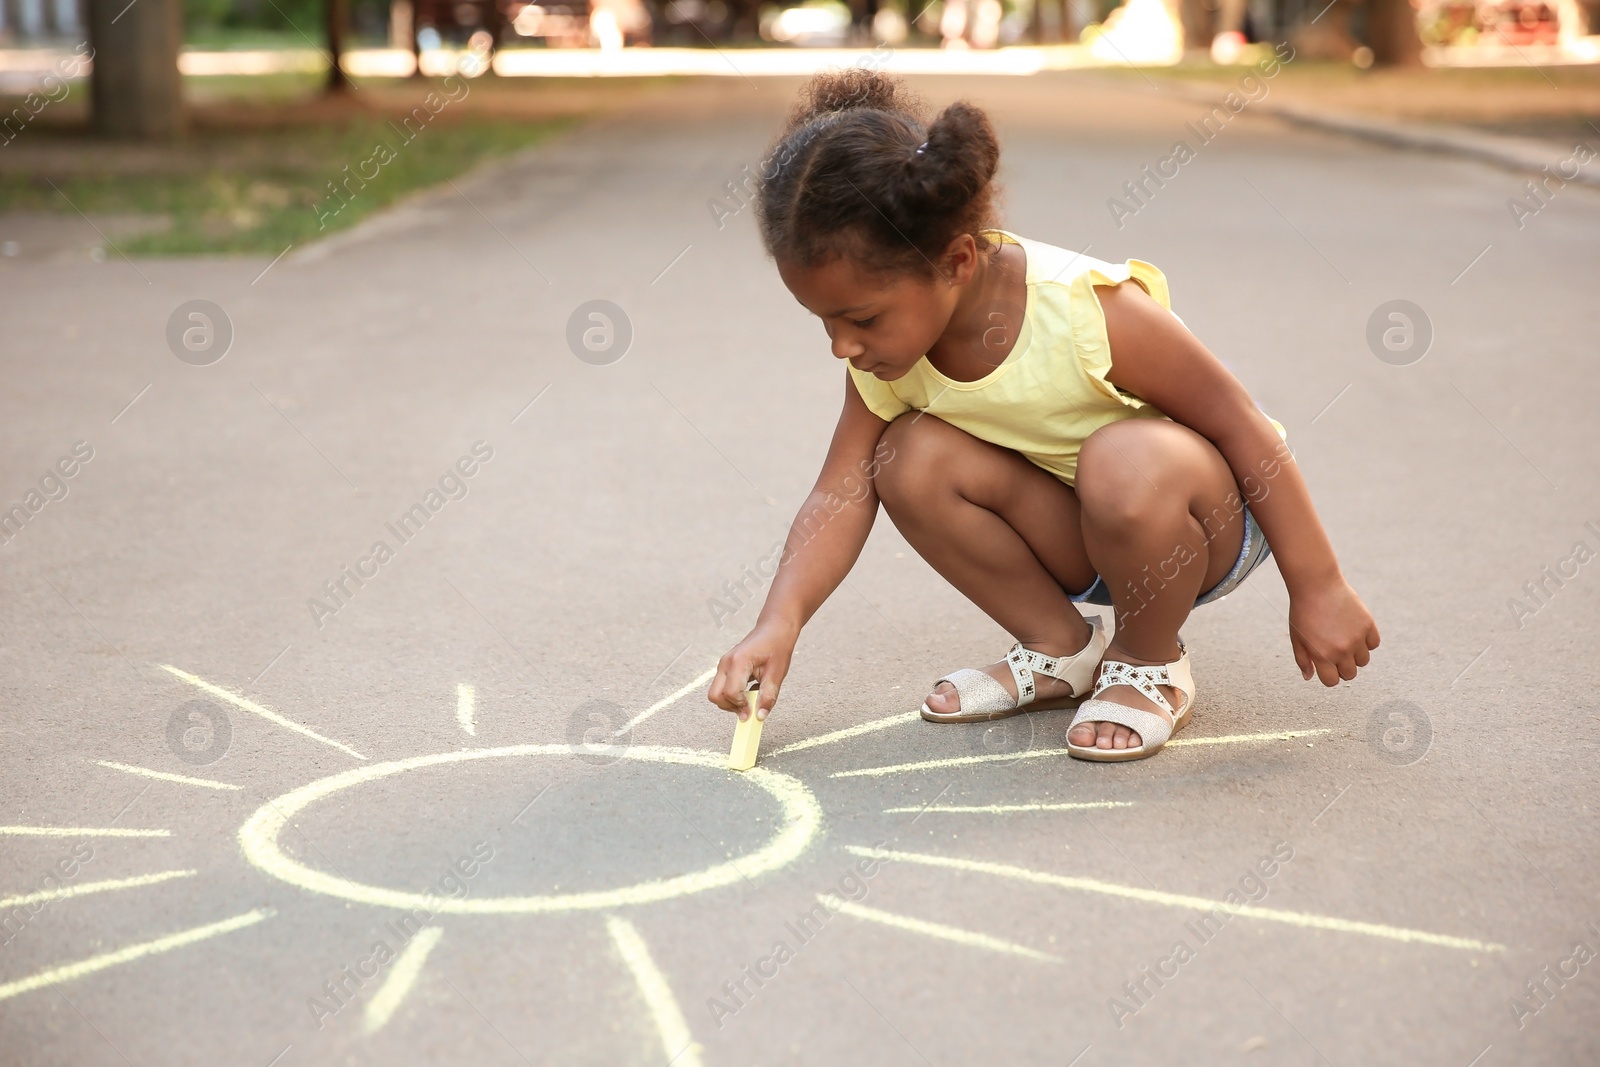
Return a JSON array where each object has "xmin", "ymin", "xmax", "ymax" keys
[{"xmin": 851, "ymin": 317, "xmax": 876, "ymax": 329}]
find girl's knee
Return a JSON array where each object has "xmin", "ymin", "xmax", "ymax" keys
[
  {"xmin": 875, "ymin": 412, "xmax": 956, "ymax": 505},
  {"xmin": 1076, "ymin": 422, "xmax": 1190, "ymax": 526}
]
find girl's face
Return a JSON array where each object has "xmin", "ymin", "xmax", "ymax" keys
[{"xmin": 778, "ymin": 243, "xmax": 972, "ymax": 381}]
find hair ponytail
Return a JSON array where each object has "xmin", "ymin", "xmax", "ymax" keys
[
  {"xmin": 897, "ymin": 101, "xmax": 1000, "ymax": 228},
  {"xmin": 757, "ymin": 70, "xmax": 1003, "ymax": 278}
]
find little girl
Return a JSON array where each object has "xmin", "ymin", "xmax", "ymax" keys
[{"xmin": 707, "ymin": 70, "xmax": 1380, "ymax": 762}]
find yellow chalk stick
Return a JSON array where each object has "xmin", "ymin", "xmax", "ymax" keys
[{"xmin": 729, "ymin": 686, "xmax": 763, "ymax": 771}]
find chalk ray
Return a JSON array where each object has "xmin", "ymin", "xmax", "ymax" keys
[
  {"xmin": 846, "ymin": 846, "xmax": 1502, "ymax": 952},
  {"xmin": 92, "ymin": 760, "xmax": 240, "ymax": 791},
  {"xmin": 769, "ymin": 711, "xmax": 920, "ymax": 756},
  {"xmin": 820, "ymin": 894, "xmax": 1059, "ymax": 962},
  {"xmin": 161, "ymin": 664, "xmax": 366, "ymax": 760},
  {"xmin": 364, "ymin": 926, "xmax": 444, "ymax": 1033},
  {"xmin": 613, "ymin": 667, "xmax": 718, "ymax": 739},
  {"xmin": 833, "ymin": 731, "xmax": 1332, "ymax": 778},
  {"xmin": 0, "ymin": 826, "xmax": 170, "ymax": 838},
  {"xmin": 0, "ymin": 870, "xmax": 197, "ymax": 911},
  {"xmin": 0, "ymin": 908, "xmax": 275, "ymax": 1002},
  {"xmin": 606, "ymin": 916, "xmax": 705, "ymax": 1067}
]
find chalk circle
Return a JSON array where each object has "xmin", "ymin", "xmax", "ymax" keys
[
  {"xmin": 166, "ymin": 300, "xmax": 234, "ymax": 366},
  {"xmin": 239, "ymin": 745, "xmax": 822, "ymax": 914}
]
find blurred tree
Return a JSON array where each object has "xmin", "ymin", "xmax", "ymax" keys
[
  {"xmin": 326, "ymin": 0, "xmax": 352, "ymax": 91},
  {"xmin": 730, "ymin": 0, "xmax": 762, "ymax": 38},
  {"xmin": 1367, "ymin": 0, "xmax": 1423, "ymax": 64},
  {"xmin": 88, "ymin": 0, "xmax": 185, "ymax": 138}
]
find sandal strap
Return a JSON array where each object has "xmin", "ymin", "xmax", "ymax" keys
[
  {"xmin": 931, "ymin": 668, "xmax": 1018, "ymax": 716},
  {"xmin": 1087, "ymin": 640, "xmax": 1195, "ymax": 720},
  {"xmin": 1092, "ymin": 661, "xmax": 1176, "ymax": 716},
  {"xmin": 1004, "ymin": 616, "xmax": 1107, "ymax": 705}
]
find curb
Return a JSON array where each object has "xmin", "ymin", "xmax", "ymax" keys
[
  {"xmin": 1265, "ymin": 102, "xmax": 1600, "ymax": 189},
  {"xmin": 1146, "ymin": 77, "xmax": 1600, "ymax": 189}
]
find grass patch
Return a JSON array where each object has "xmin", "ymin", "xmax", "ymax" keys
[
  {"xmin": 181, "ymin": 28, "xmax": 328, "ymax": 51},
  {"xmin": 0, "ymin": 103, "xmax": 571, "ymax": 256}
]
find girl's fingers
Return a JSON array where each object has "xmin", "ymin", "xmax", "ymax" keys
[
  {"xmin": 1313, "ymin": 651, "xmax": 1341, "ymax": 687},
  {"xmin": 713, "ymin": 654, "xmax": 753, "ymax": 714},
  {"xmin": 754, "ymin": 682, "xmax": 777, "ymax": 720},
  {"xmin": 742, "ymin": 659, "xmax": 780, "ymax": 726},
  {"xmin": 737, "ymin": 656, "xmax": 774, "ymax": 720},
  {"xmin": 1291, "ymin": 633, "xmax": 1314, "ymax": 681}
]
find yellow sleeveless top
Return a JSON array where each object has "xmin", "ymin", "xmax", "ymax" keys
[{"xmin": 847, "ymin": 229, "xmax": 1286, "ymax": 486}]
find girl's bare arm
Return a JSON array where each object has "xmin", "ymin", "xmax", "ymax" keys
[
  {"xmin": 1095, "ymin": 281, "xmax": 1380, "ymax": 686},
  {"xmin": 709, "ymin": 377, "xmax": 893, "ymax": 718}
]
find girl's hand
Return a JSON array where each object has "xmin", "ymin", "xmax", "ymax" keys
[
  {"xmin": 1288, "ymin": 578, "xmax": 1380, "ymax": 686},
  {"xmin": 709, "ymin": 619, "xmax": 800, "ymax": 721}
]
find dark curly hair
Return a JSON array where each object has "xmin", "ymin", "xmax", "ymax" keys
[{"xmin": 755, "ymin": 68, "xmax": 1003, "ymax": 279}]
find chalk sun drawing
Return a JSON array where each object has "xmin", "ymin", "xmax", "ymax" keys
[{"xmin": 4, "ymin": 664, "xmax": 1504, "ymax": 1066}]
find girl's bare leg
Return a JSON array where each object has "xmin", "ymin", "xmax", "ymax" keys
[
  {"xmin": 1070, "ymin": 418, "xmax": 1247, "ymax": 750},
  {"xmin": 873, "ymin": 412, "xmax": 1100, "ymax": 714}
]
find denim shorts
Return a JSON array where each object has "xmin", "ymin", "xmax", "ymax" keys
[{"xmin": 1068, "ymin": 506, "xmax": 1272, "ymax": 608}]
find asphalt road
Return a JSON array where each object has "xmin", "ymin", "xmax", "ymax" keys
[{"xmin": 2, "ymin": 69, "xmax": 1598, "ymax": 1067}]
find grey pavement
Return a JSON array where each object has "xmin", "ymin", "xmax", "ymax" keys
[{"xmin": 1, "ymin": 70, "xmax": 1598, "ymax": 1066}]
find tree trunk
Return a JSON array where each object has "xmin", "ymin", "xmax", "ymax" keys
[
  {"xmin": 1367, "ymin": 0, "xmax": 1424, "ymax": 66},
  {"xmin": 87, "ymin": 0, "xmax": 184, "ymax": 139},
  {"xmin": 1179, "ymin": 0, "xmax": 1213, "ymax": 48},
  {"xmin": 326, "ymin": 0, "xmax": 353, "ymax": 92}
]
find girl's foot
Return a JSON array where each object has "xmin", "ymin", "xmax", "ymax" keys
[
  {"xmin": 1067, "ymin": 646, "xmax": 1182, "ymax": 751},
  {"xmin": 922, "ymin": 622, "xmax": 1100, "ymax": 718}
]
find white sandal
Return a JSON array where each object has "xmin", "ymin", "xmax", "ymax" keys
[
  {"xmin": 921, "ymin": 616, "xmax": 1107, "ymax": 724},
  {"xmin": 1066, "ymin": 639, "xmax": 1196, "ymax": 762}
]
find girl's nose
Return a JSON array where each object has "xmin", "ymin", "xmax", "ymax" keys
[{"xmin": 832, "ymin": 334, "xmax": 865, "ymax": 360}]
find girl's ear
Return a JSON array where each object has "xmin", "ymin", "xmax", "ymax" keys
[{"xmin": 938, "ymin": 233, "xmax": 980, "ymax": 287}]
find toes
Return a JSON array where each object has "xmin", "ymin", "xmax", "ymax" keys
[
  {"xmin": 926, "ymin": 681, "xmax": 959, "ymax": 715},
  {"xmin": 1074, "ymin": 721, "xmax": 1145, "ymax": 750}
]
